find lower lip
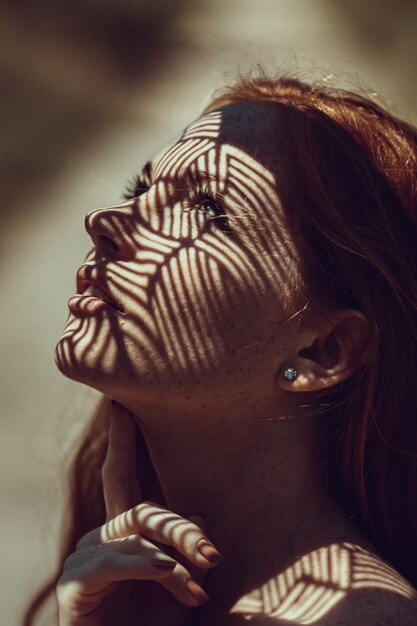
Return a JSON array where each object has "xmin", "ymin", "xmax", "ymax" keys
[{"xmin": 68, "ymin": 294, "xmax": 122, "ymax": 314}]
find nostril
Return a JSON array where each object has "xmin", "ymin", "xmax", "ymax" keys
[{"xmin": 100, "ymin": 235, "xmax": 119, "ymax": 252}]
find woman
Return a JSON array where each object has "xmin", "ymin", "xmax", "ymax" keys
[{"xmin": 25, "ymin": 72, "xmax": 417, "ymax": 626}]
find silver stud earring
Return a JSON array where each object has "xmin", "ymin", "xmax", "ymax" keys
[{"xmin": 283, "ymin": 367, "xmax": 297, "ymax": 381}]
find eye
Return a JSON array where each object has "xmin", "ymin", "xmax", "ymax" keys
[
  {"xmin": 123, "ymin": 174, "xmax": 149, "ymax": 201},
  {"xmin": 192, "ymin": 189, "xmax": 232, "ymax": 233}
]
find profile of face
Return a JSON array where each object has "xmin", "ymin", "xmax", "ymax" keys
[{"xmin": 55, "ymin": 102, "xmax": 305, "ymax": 421}]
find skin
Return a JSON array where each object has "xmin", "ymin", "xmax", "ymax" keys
[
  {"xmin": 55, "ymin": 102, "xmax": 417, "ymax": 625},
  {"xmin": 57, "ymin": 402, "xmax": 217, "ymax": 626}
]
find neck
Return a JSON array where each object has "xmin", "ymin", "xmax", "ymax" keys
[{"xmin": 127, "ymin": 403, "xmax": 363, "ymax": 618}]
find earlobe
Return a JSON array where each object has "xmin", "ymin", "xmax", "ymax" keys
[{"xmin": 277, "ymin": 309, "xmax": 370, "ymax": 393}]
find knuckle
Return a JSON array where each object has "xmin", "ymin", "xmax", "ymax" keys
[
  {"xmin": 56, "ymin": 576, "xmax": 84, "ymax": 609},
  {"xmin": 136, "ymin": 500, "xmax": 164, "ymax": 511},
  {"xmin": 95, "ymin": 550, "xmax": 116, "ymax": 569},
  {"xmin": 131, "ymin": 501, "xmax": 156, "ymax": 523},
  {"xmin": 171, "ymin": 518, "xmax": 198, "ymax": 540},
  {"xmin": 122, "ymin": 534, "xmax": 142, "ymax": 550}
]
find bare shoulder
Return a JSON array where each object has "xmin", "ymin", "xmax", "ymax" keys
[
  {"xmin": 226, "ymin": 589, "xmax": 417, "ymax": 626},
  {"xmin": 319, "ymin": 586, "xmax": 417, "ymax": 626},
  {"xmin": 226, "ymin": 542, "xmax": 417, "ymax": 626}
]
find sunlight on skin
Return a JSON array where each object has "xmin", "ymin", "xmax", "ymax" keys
[
  {"xmin": 55, "ymin": 105, "xmax": 303, "ymax": 408},
  {"xmin": 93, "ymin": 502, "xmax": 214, "ymax": 570},
  {"xmin": 54, "ymin": 103, "xmax": 417, "ymax": 625},
  {"xmin": 229, "ymin": 543, "xmax": 416, "ymax": 624}
]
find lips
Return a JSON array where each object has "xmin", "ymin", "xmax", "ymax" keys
[{"xmin": 76, "ymin": 265, "xmax": 125, "ymax": 313}]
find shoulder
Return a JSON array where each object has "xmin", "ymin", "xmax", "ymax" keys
[
  {"xmin": 228, "ymin": 590, "xmax": 417, "ymax": 626},
  {"xmin": 314, "ymin": 587, "xmax": 417, "ymax": 626},
  {"xmin": 225, "ymin": 542, "xmax": 417, "ymax": 626}
]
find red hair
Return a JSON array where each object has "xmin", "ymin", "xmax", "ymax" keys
[
  {"xmin": 203, "ymin": 70, "xmax": 417, "ymax": 584},
  {"xmin": 24, "ymin": 71, "xmax": 417, "ymax": 624}
]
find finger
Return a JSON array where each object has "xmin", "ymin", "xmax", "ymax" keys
[
  {"xmin": 158, "ymin": 513, "xmax": 210, "ymax": 611},
  {"xmin": 186, "ymin": 514, "xmax": 208, "ymax": 589},
  {"xmin": 63, "ymin": 553, "xmax": 208, "ymax": 611},
  {"xmin": 78, "ymin": 503, "xmax": 223, "ymax": 571},
  {"xmin": 68, "ymin": 535, "xmax": 178, "ymax": 569},
  {"xmin": 157, "ymin": 559, "xmax": 210, "ymax": 609},
  {"xmin": 64, "ymin": 536, "xmax": 209, "ymax": 608},
  {"xmin": 185, "ymin": 514, "xmax": 209, "ymax": 583},
  {"xmin": 102, "ymin": 401, "xmax": 141, "ymax": 521},
  {"xmin": 60, "ymin": 552, "xmax": 178, "ymax": 594}
]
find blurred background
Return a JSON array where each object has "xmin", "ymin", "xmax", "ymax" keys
[{"xmin": 1, "ymin": 0, "xmax": 416, "ymax": 623}]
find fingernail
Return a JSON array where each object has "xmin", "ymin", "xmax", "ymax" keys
[
  {"xmin": 185, "ymin": 578, "xmax": 210, "ymax": 604},
  {"xmin": 197, "ymin": 538, "xmax": 223, "ymax": 564},
  {"xmin": 151, "ymin": 558, "xmax": 176, "ymax": 570}
]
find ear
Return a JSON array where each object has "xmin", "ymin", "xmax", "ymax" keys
[{"xmin": 277, "ymin": 309, "xmax": 370, "ymax": 392}]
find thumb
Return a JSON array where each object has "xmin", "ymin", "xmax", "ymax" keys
[{"xmin": 102, "ymin": 401, "xmax": 141, "ymax": 521}]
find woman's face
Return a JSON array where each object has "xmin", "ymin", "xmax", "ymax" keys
[{"xmin": 55, "ymin": 102, "xmax": 304, "ymax": 417}]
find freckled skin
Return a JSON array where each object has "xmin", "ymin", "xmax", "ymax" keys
[
  {"xmin": 55, "ymin": 103, "xmax": 417, "ymax": 625},
  {"xmin": 55, "ymin": 103, "xmax": 303, "ymax": 423}
]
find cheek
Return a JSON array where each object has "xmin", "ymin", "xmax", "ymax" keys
[
  {"xmin": 148, "ymin": 245, "xmax": 280, "ymax": 375},
  {"xmin": 150, "ymin": 248, "xmax": 235, "ymax": 373},
  {"xmin": 121, "ymin": 241, "xmax": 264, "ymax": 378}
]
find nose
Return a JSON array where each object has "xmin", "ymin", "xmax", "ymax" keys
[{"xmin": 84, "ymin": 204, "xmax": 136, "ymax": 257}]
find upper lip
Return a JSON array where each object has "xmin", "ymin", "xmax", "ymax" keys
[{"xmin": 76, "ymin": 265, "xmax": 125, "ymax": 313}]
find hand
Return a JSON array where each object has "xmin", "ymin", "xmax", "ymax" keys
[{"xmin": 56, "ymin": 401, "xmax": 222, "ymax": 626}]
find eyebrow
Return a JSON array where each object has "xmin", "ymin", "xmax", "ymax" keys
[{"xmin": 143, "ymin": 161, "xmax": 227, "ymax": 189}]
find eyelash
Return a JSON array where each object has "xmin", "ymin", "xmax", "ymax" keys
[
  {"xmin": 188, "ymin": 185, "xmax": 231, "ymax": 233},
  {"xmin": 123, "ymin": 174, "xmax": 148, "ymax": 201},
  {"xmin": 123, "ymin": 176, "xmax": 232, "ymax": 234}
]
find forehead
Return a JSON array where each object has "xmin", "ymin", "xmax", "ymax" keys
[{"xmin": 151, "ymin": 101, "xmax": 286, "ymax": 183}]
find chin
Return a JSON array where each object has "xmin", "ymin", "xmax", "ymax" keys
[
  {"xmin": 54, "ymin": 336, "xmax": 110, "ymax": 394},
  {"xmin": 54, "ymin": 312, "xmax": 117, "ymax": 386}
]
